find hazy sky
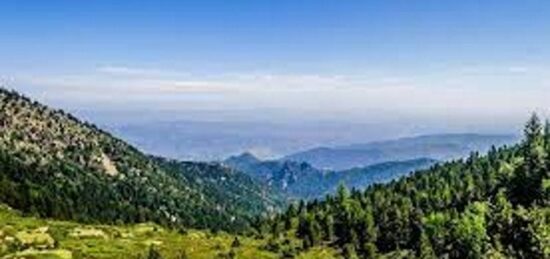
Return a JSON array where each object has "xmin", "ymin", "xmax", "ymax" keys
[{"xmin": 2, "ymin": 1, "xmax": 550, "ymax": 128}]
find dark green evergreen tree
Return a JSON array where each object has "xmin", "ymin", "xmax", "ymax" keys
[
  {"xmin": 342, "ymin": 243, "xmax": 359, "ymax": 259},
  {"xmin": 510, "ymin": 113, "xmax": 546, "ymax": 206},
  {"xmin": 418, "ymin": 233, "xmax": 436, "ymax": 259},
  {"xmin": 231, "ymin": 237, "xmax": 241, "ymax": 248}
]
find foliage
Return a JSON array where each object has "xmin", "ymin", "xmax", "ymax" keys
[
  {"xmin": 0, "ymin": 88, "xmax": 283, "ymax": 233},
  {"xmin": 260, "ymin": 114, "xmax": 550, "ymax": 258},
  {"xmin": 0, "ymin": 204, "xmax": 285, "ymax": 258},
  {"xmin": 1, "ymin": 88, "xmax": 549, "ymax": 258}
]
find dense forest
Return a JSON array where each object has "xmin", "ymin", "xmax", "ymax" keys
[
  {"xmin": 0, "ymin": 88, "xmax": 282, "ymax": 233},
  {"xmin": 258, "ymin": 114, "xmax": 549, "ymax": 258},
  {"xmin": 1, "ymin": 87, "xmax": 549, "ymax": 258}
]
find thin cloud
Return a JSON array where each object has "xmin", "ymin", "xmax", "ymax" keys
[
  {"xmin": 9, "ymin": 64, "xmax": 550, "ymax": 122},
  {"xmin": 455, "ymin": 65, "xmax": 535, "ymax": 76},
  {"xmin": 97, "ymin": 66, "xmax": 190, "ymax": 78}
]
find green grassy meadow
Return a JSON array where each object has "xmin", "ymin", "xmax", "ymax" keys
[{"xmin": 0, "ymin": 205, "xmax": 339, "ymax": 259}]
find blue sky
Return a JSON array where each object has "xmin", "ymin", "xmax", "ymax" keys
[{"xmin": 1, "ymin": 1, "xmax": 550, "ymax": 128}]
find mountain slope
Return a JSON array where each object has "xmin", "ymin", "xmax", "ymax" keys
[
  {"xmin": 224, "ymin": 153, "xmax": 436, "ymax": 199},
  {"xmin": 225, "ymin": 154, "xmax": 325, "ymax": 198},
  {"xmin": 328, "ymin": 158, "xmax": 437, "ymax": 191},
  {"xmin": 285, "ymin": 133, "xmax": 518, "ymax": 170},
  {"xmin": 0, "ymin": 88, "xmax": 282, "ymax": 232},
  {"xmin": 261, "ymin": 116, "xmax": 549, "ymax": 258}
]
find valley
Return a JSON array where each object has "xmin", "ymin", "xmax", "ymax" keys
[
  {"xmin": 0, "ymin": 88, "xmax": 548, "ymax": 258},
  {"xmin": 3, "ymin": 1, "xmax": 549, "ymax": 258}
]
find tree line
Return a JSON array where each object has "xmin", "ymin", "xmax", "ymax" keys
[{"xmin": 257, "ymin": 114, "xmax": 549, "ymax": 258}]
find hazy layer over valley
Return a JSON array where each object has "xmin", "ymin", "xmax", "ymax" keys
[
  {"xmin": 68, "ymin": 108, "xmax": 520, "ymax": 162},
  {"xmin": 2, "ymin": 1, "xmax": 549, "ymax": 258}
]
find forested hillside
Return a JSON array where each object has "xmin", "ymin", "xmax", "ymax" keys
[
  {"xmin": 330, "ymin": 158, "xmax": 436, "ymax": 193},
  {"xmin": 225, "ymin": 153, "xmax": 435, "ymax": 199},
  {"xmin": 1, "ymin": 87, "xmax": 548, "ymax": 258},
  {"xmin": 0, "ymin": 88, "xmax": 282, "ymax": 233},
  {"xmin": 258, "ymin": 115, "xmax": 549, "ymax": 258}
]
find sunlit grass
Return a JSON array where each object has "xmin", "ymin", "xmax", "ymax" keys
[{"xmin": 0, "ymin": 205, "xmax": 339, "ymax": 258}]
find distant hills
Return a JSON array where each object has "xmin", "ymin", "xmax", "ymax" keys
[
  {"xmin": 102, "ymin": 119, "xmax": 384, "ymax": 161},
  {"xmin": 224, "ymin": 153, "xmax": 436, "ymax": 199},
  {"xmin": 224, "ymin": 133, "xmax": 518, "ymax": 199},
  {"xmin": 1, "ymin": 87, "xmax": 547, "ymax": 258},
  {"xmin": 284, "ymin": 133, "xmax": 518, "ymax": 170},
  {"xmin": 0, "ymin": 88, "xmax": 282, "ymax": 232},
  {"xmin": 261, "ymin": 115, "xmax": 550, "ymax": 258}
]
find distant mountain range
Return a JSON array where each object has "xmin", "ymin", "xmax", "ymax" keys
[
  {"xmin": 224, "ymin": 152, "xmax": 436, "ymax": 199},
  {"xmin": 284, "ymin": 133, "xmax": 518, "ymax": 170},
  {"xmin": 1, "ymin": 87, "xmax": 543, "ymax": 258},
  {"xmin": 223, "ymin": 133, "xmax": 518, "ymax": 199},
  {"xmin": 102, "ymin": 119, "xmax": 388, "ymax": 161}
]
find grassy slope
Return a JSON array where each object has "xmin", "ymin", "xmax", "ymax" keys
[{"xmin": 0, "ymin": 205, "xmax": 338, "ymax": 259}]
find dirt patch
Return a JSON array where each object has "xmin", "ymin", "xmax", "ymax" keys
[
  {"xmin": 69, "ymin": 227, "xmax": 108, "ymax": 239},
  {"xmin": 3, "ymin": 248, "xmax": 72, "ymax": 259},
  {"xmin": 15, "ymin": 227, "xmax": 55, "ymax": 249},
  {"xmin": 100, "ymin": 153, "xmax": 119, "ymax": 176}
]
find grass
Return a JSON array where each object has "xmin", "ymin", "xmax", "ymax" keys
[{"xmin": 0, "ymin": 205, "xmax": 339, "ymax": 258}]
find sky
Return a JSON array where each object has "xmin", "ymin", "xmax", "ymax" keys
[{"xmin": 2, "ymin": 1, "xmax": 550, "ymax": 133}]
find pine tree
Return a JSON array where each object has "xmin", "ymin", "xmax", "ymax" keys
[
  {"xmin": 231, "ymin": 237, "xmax": 241, "ymax": 248},
  {"xmin": 323, "ymin": 214, "xmax": 335, "ymax": 242},
  {"xmin": 297, "ymin": 200, "xmax": 306, "ymax": 215},
  {"xmin": 451, "ymin": 202, "xmax": 490, "ymax": 258},
  {"xmin": 358, "ymin": 208, "xmax": 377, "ymax": 251},
  {"xmin": 409, "ymin": 208, "xmax": 424, "ymax": 253},
  {"xmin": 336, "ymin": 183, "xmax": 350, "ymax": 203},
  {"xmin": 297, "ymin": 213, "xmax": 321, "ymax": 249},
  {"xmin": 543, "ymin": 120, "xmax": 550, "ymax": 204},
  {"xmin": 286, "ymin": 203, "xmax": 297, "ymax": 218},
  {"xmin": 284, "ymin": 214, "xmax": 293, "ymax": 230},
  {"xmin": 362, "ymin": 242, "xmax": 378, "ymax": 258},
  {"xmin": 342, "ymin": 243, "xmax": 359, "ymax": 259},
  {"xmin": 509, "ymin": 207, "xmax": 544, "ymax": 258},
  {"xmin": 489, "ymin": 189, "xmax": 514, "ymax": 249},
  {"xmin": 418, "ymin": 233, "xmax": 437, "ymax": 259},
  {"xmin": 510, "ymin": 113, "xmax": 546, "ymax": 206}
]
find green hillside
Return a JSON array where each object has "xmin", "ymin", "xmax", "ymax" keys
[
  {"xmin": 259, "ymin": 115, "xmax": 549, "ymax": 258},
  {"xmin": 0, "ymin": 204, "xmax": 341, "ymax": 258},
  {"xmin": 0, "ymin": 88, "xmax": 282, "ymax": 233},
  {"xmin": 1, "ymin": 87, "xmax": 549, "ymax": 258}
]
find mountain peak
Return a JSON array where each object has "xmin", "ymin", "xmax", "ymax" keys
[{"xmin": 230, "ymin": 151, "xmax": 261, "ymax": 163}]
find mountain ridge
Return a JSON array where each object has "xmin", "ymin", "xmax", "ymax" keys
[
  {"xmin": 224, "ymin": 152, "xmax": 436, "ymax": 199},
  {"xmin": 259, "ymin": 115, "xmax": 549, "ymax": 258},
  {"xmin": 0, "ymin": 88, "xmax": 282, "ymax": 232},
  {"xmin": 284, "ymin": 133, "xmax": 518, "ymax": 170}
]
